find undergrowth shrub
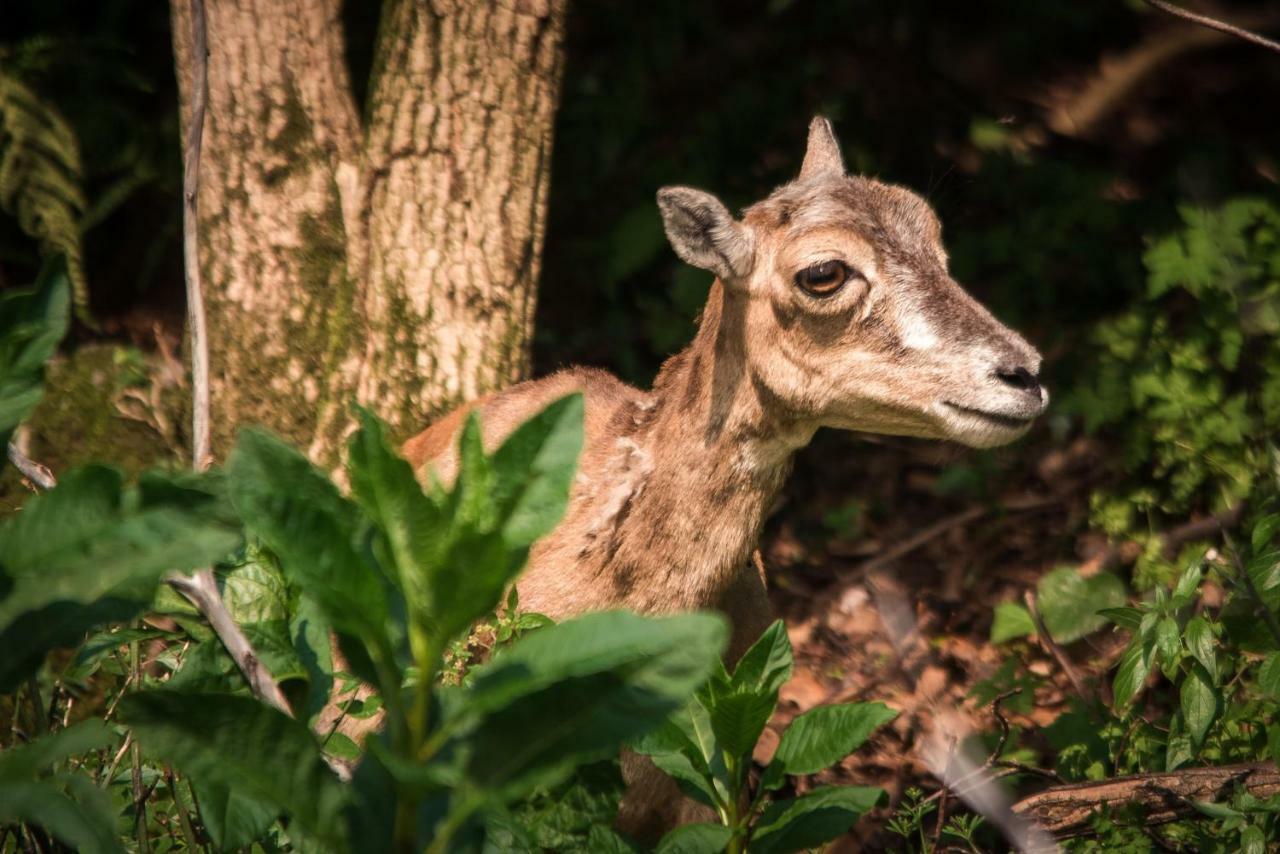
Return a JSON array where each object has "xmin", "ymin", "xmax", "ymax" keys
[{"xmin": 1070, "ymin": 197, "xmax": 1280, "ymax": 587}]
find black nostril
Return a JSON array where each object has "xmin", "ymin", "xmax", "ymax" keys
[{"xmin": 996, "ymin": 365, "xmax": 1040, "ymax": 394}]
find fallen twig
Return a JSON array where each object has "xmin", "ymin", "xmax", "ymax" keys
[
  {"xmin": 1012, "ymin": 761, "xmax": 1280, "ymax": 839},
  {"xmin": 1023, "ymin": 591, "xmax": 1090, "ymax": 701},
  {"xmin": 165, "ymin": 570, "xmax": 294, "ymax": 716},
  {"xmin": 182, "ymin": 0, "xmax": 211, "ymax": 471},
  {"xmin": 6, "ymin": 441, "xmax": 56, "ymax": 490},
  {"xmin": 1142, "ymin": 0, "xmax": 1280, "ymax": 55}
]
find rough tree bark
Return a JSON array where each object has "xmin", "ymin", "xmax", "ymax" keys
[{"xmin": 169, "ymin": 0, "xmax": 568, "ymax": 466}]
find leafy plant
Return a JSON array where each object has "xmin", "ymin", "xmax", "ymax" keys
[
  {"xmin": 0, "ymin": 73, "xmax": 89, "ymax": 321},
  {"xmin": 1071, "ymin": 198, "xmax": 1280, "ymax": 586},
  {"xmin": 636, "ymin": 620, "xmax": 894, "ymax": 853}
]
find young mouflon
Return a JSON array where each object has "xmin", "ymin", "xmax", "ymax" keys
[{"xmin": 401, "ymin": 116, "xmax": 1048, "ymax": 834}]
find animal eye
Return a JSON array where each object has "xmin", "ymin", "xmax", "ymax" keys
[{"xmin": 794, "ymin": 260, "xmax": 853, "ymax": 297}]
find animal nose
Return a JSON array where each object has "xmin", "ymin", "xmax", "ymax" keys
[{"xmin": 994, "ymin": 365, "xmax": 1041, "ymax": 397}]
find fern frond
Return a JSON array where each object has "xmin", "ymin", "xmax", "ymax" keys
[{"xmin": 0, "ymin": 71, "xmax": 91, "ymax": 324}]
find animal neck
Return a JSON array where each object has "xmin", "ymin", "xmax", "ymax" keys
[{"xmin": 621, "ymin": 281, "xmax": 813, "ymax": 609}]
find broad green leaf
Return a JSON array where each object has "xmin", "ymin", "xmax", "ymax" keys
[
  {"xmin": 0, "ymin": 467, "xmax": 240, "ymax": 690},
  {"xmin": 1185, "ymin": 617, "xmax": 1217, "ymax": 685},
  {"xmin": 192, "ymin": 778, "xmax": 280, "ymax": 852},
  {"xmin": 1258, "ymin": 652, "xmax": 1280, "ymax": 699},
  {"xmin": 0, "ymin": 719, "xmax": 115, "ymax": 781},
  {"xmin": 1112, "ymin": 640, "xmax": 1151, "ymax": 708},
  {"xmin": 1268, "ymin": 724, "xmax": 1280, "ymax": 767},
  {"xmin": 1036, "ymin": 567, "xmax": 1127, "ymax": 643},
  {"xmin": 0, "ymin": 254, "xmax": 71, "ymax": 442},
  {"xmin": 227, "ymin": 428, "xmax": 390, "ymax": 650},
  {"xmin": 704, "ymin": 686, "xmax": 777, "ymax": 760},
  {"xmin": 1193, "ymin": 800, "xmax": 1244, "ymax": 820},
  {"xmin": 1098, "ymin": 607, "xmax": 1143, "ymax": 632},
  {"xmin": 453, "ymin": 611, "xmax": 727, "ymax": 798},
  {"xmin": 504, "ymin": 761, "xmax": 629, "ymax": 852},
  {"xmin": 0, "ymin": 779, "xmax": 122, "ymax": 854},
  {"xmin": 1242, "ymin": 823, "xmax": 1266, "ymax": 854},
  {"xmin": 990, "ymin": 602, "xmax": 1036, "ymax": 643},
  {"xmin": 292, "ymin": 593, "xmax": 335, "ymax": 723},
  {"xmin": 1172, "ymin": 561, "xmax": 1203, "ymax": 606},
  {"xmin": 1180, "ymin": 662, "xmax": 1218, "ymax": 748},
  {"xmin": 1154, "ymin": 617, "xmax": 1181, "ymax": 678},
  {"xmin": 120, "ymin": 691, "xmax": 349, "ymax": 850},
  {"xmin": 729, "ymin": 619, "xmax": 793, "ymax": 696},
  {"xmin": 1253, "ymin": 514, "xmax": 1280, "ymax": 555},
  {"xmin": 767, "ymin": 702, "xmax": 897, "ymax": 785},
  {"xmin": 645, "ymin": 750, "xmax": 719, "ymax": 808},
  {"xmin": 656, "ymin": 822, "xmax": 733, "ymax": 854},
  {"xmin": 488, "ymin": 393, "xmax": 585, "ymax": 547},
  {"xmin": 747, "ymin": 786, "xmax": 885, "ymax": 854}
]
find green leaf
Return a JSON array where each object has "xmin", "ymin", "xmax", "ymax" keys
[
  {"xmin": 645, "ymin": 750, "xmax": 719, "ymax": 808},
  {"xmin": 0, "ymin": 253, "xmax": 71, "ymax": 442},
  {"xmin": 119, "ymin": 691, "xmax": 349, "ymax": 850},
  {"xmin": 729, "ymin": 619, "xmax": 793, "ymax": 696},
  {"xmin": 1098, "ymin": 607, "xmax": 1143, "ymax": 632},
  {"xmin": 1252, "ymin": 515, "xmax": 1280, "ymax": 555},
  {"xmin": 488, "ymin": 393, "xmax": 585, "ymax": 547},
  {"xmin": 1172, "ymin": 561, "xmax": 1204, "ymax": 606},
  {"xmin": 990, "ymin": 602, "xmax": 1036, "ymax": 643},
  {"xmin": 1112, "ymin": 640, "xmax": 1151, "ymax": 708},
  {"xmin": 192, "ymin": 778, "xmax": 280, "ymax": 852},
  {"xmin": 1258, "ymin": 652, "xmax": 1280, "ymax": 699},
  {"xmin": 767, "ymin": 702, "xmax": 897, "ymax": 784},
  {"xmin": 1242, "ymin": 823, "xmax": 1265, "ymax": 854},
  {"xmin": 1185, "ymin": 617, "xmax": 1217, "ymax": 685},
  {"xmin": 1155, "ymin": 617, "xmax": 1181, "ymax": 678},
  {"xmin": 227, "ymin": 428, "xmax": 390, "ymax": 652},
  {"xmin": 704, "ymin": 686, "xmax": 777, "ymax": 760},
  {"xmin": 452, "ymin": 611, "xmax": 727, "ymax": 799},
  {"xmin": 656, "ymin": 822, "xmax": 733, "ymax": 854},
  {"xmin": 747, "ymin": 786, "xmax": 885, "ymax": 854},
  {"xmin": 0, "ymin": 467, "xmax": 240, "ymax": 690},
  {"xmin": 0, "ymin": 719, "xmax": 115, "ymax": 781},
  {"xmin": 0, "ymin": 779, "xmax": 122, "ymax": 854},
  {"xmin": 1180, "ymin": 662, "xmax": 1218, "ymax": 748},
  {"xmin": 1036, "ymin": 568, "xmax": 1127, "ymax": 643},
  {"xmin": 1267, "ymin": 725, "xmax": 1280, "ymax": 767}
]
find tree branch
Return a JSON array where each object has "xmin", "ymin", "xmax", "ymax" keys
[
  {"xmin": 1012, "ymin": 761, "xmax": 1280, "ymax": 838},
  {"xmin": 1142, "ymin": 0, "xmax": 1280, "ymax": 55},
  {"xmin": 6, "ymin": 441, "xmax": 56, "ymax": 490},
  {"xmin": 182, "ymin": 0, "xmax": 210, "ymax": 471}
]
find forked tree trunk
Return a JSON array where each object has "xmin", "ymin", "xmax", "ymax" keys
[{"xmin": 169, "ymin": 0, "xmax": 568, "ymax": 467}]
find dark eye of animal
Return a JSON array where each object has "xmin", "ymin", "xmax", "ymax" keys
[{"xmin": 794, "ymin": 260, "xmax": 852, "ymax": 297}]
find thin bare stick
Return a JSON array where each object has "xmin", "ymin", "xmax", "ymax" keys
[
  {"xmin": 183, "ymin": 0, "xmax": 211, "ymax": 471},
  {"xmin": 166, "ymin": 570, "xmax": 294, "ymax": 716},
  {"xmin": 166, "ymin": 0, "xmax": 301, "ymax": 730},
  {"xmin": 1023, "ymin": 591, "xmax": 1090, "ymax": 701},
  {"xmin": 1142, "ymin": 0, "xmax": 1280, "ymax": 55},
  {"xmin": 6, "ymin": 442, "xmax": 56, "ymax": 490}
]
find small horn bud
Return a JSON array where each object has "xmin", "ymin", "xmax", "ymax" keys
[{"xmin": 799, "ymin": 116, "xmax": 845, "ymax": 180}]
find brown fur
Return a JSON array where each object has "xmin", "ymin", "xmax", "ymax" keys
[{"xmin": 396, "ymin": 117, "xmax": 1048, "ymax": 838}]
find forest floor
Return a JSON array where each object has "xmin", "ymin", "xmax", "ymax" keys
[{"xmin": 759, "ymin": 428, "xmax": 1125, "ymax": 851}]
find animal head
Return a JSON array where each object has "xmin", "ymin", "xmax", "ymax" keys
[{"xmin": 656, "ymin": 117, "xmax": 1047, "ymax": 448}]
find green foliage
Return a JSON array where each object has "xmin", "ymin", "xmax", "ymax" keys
[
  {"xmin": 981, "ymin": 508, "xmax": 1280, "ymax": 850},
  {"xmin": 0, "ymin": 388, "xmax": 744, "ymax": 852},
  {"xmin": 0, "ymin": 254, "xmax": 69, "ymax": 445},
  {"xmin": 0, "ymin": 73, "xmax": 89, "ymax": 321},
  {"xmin": 990, "ymin": 566, "xmax": 1125, "ymax": 645},
  {"xmin": 1071, "ymin": 199, "xmax": 1280, "ymax": 585},
  {"xmin": 637, "ymin": 620, "xmax": 892, "ymax": 853}
]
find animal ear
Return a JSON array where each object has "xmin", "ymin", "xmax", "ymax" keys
[
  {"xmin": 799, "ymin": 115, "xmax": 845, "ymax": 180},
  {"xmin": 656, "ymin": 186, "xmax": 755, "ymax": 282}
]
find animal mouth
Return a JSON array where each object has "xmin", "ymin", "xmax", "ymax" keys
[{"xmin": 942, "ymin": 401, "xmax": 1036, "ymax": 430}]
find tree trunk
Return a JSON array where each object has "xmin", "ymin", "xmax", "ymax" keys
[{"xmin": 170, "ymin": 0, "xmax": 568, "ymax": 467}]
